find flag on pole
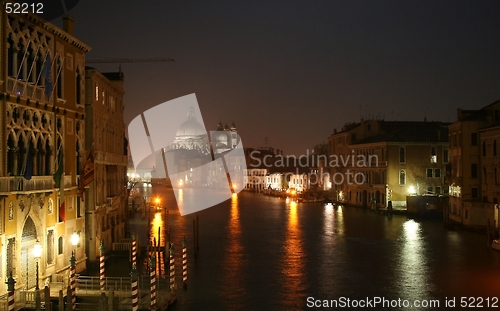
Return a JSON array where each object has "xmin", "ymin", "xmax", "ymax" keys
[
  {"xmin": 53, "ymin": 147, "xmax": 64, "ymax": 188},
  {"xmin": 43, "ymin": 53, "xmax": 52, "ymax": 97},
  {"xmin": 78, "ymin": 145, "xmax": 95, "ymax": 201},
  {"xmin": 21, "ymin": 143, "xmax": 33, "ymax": 180}
]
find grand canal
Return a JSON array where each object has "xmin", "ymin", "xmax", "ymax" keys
[{"xmin": 132, "ymin": 184, "xmax": 500, "ymax": 310}]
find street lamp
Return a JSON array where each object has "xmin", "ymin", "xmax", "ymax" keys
[
  {"xmin": 32, "ymin": 240, "xmax": 42, "ymax": 290},
  {"xmin": 70, "ymin": 232, "xmax": 79, "ymax": 271},
  {"xmin": 70, "ymin": 232, "xmax": 79, "ymax": 311},
  {"xmin": 71, "ymin": 232, "xmax": 79, "ymax": 249}
]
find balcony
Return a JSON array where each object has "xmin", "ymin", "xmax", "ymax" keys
[
  {"xmin": 0, "ymin": 175, "xmax": 72, "ymax": 193},
  {"xmin": 6, "ymin": 77, "xmax": 51, "ymax": 103}
]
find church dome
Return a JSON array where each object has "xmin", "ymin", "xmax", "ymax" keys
[{"xmin": 175, "ymin": 107, "xmax": 206, "ymax": 137}]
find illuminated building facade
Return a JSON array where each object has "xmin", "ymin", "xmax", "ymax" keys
[
  {"xmin": 0, "ymin": 12, "xmax": 89, "ymax": 293},
  {"xmin": 448, "ymin": 101, "xmax": 500, "ymax": 228},
  {"xmin": 84, "ymin": 68, "xmax": 128, "ymax": 262},
  {"xmin": 328, "ymin": 119, "xmax": 449, "ymax": 208}
]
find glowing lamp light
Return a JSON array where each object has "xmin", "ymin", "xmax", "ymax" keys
[
  {"xmin": 71, "ymin": 232, "xmax": 79, "ymax": 247},
  {"xmin": 178, "ymin": 179, "xmax": 183, "ymax": 187},
  {"xmin": 155, "ymin": 197, "xmax": 160, "ymax": 205},
  {"xmin": 33, "ymin": 240, "xmax": 42, "ymax": 258},
  {"xmin": 409, "ymin": 185, "xmax": 416, "ymax": 195}
]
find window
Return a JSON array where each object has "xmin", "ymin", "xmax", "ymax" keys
[
  {"xmin": 435, "ymin": 186, "xmax": 441, "ymax": 194},
  {"xmin": 58, "ymin": 198, "xmax": 64, "ymax": 222},
  {"xmin": 427, "ymin": 168, "xmax": 433, "ymax": 178},
  {"xmin": 58, "ymin": 236, "xmax": 64, "ymax": 255},
  {"xmin": 399, "ymin": 147, "xmax": 406, "ymax": 164},
  {"xmin": 399, "ymin": 169, "xmax": 406, "ymax": 185},
  {"xmin": 56, "ymin": 58, "xmax": 63, "ymax": 98},
  {"xmin": 76, "ymin": 69, "xmax": 82, "ymax": 105},
  {"xmin": 434, "ymin": 168, "xmax": 441, "ymax": 178},
  {"xmin": 47, "ymin": 230, "xmax": 54, "ymax": 264},
  {"xmin": 431, "ymin": 147, "xmax": 437, "ymax": 163},
  {"xmin": 427, "ymin": 186, "xmax": 433, "ymax": 194},
  {"xmin": 471, "ymin": 133, "xmax": 478, "ymax": 146},
  {"xmin": 6, "ymin": 238, "xmax": 15, "ymax": 277},
  {"xmin": 471, "ymin": 163, "xmax": 478, "ymax": 178},
  {"xmin": 471, "ymin": 187, "xmax": 478, "ymax": 199},
  {"xmin": 443, "ymin": 149, "xmax": 449, "ymax": 163},
  {"xmin": 77, "ymin": 197, "xmax": 82, "ymax": 218}
]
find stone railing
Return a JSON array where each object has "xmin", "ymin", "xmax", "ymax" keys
[
  {"xmin": 0, "ymin": 176, "xmax": 54, "ymax": 193},
  {"xmin": 7, "ymin": 77, "xmax": 51, "ymax": 103}
]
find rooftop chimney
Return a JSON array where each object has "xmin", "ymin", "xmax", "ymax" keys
[{"xmin": 63, "ymin": 15, "xmax": 74, "ymax": 36}]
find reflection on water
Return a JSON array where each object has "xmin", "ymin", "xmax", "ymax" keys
[
  {"xmin": 141, "ymin": 189, "xmax": 500, "ymax": 311},
  {"xmin": 219, "ymin": 193, "xmax": 245, "ymax": 308},
  {"xmin": 149, "ymin": 212, "xmax": 166, "ymax": 277},
  {"xmin": 279, "ymin": 200, "xmax": 306, "ymax": 309},
  {"xmin": 319, "ymin": 204, "xmax": 345, "ymax": 291},
  {"xmin": 397, "ymin": 219, "xmax": 433, "ymax": 300}
]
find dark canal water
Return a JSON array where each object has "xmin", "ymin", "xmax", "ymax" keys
[{"xmin": 135, "ymin": 184, "xmax": 500, "ymax": 310}]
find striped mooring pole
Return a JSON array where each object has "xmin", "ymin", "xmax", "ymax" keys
[
  {"xmin": 150, "ymin": 256, "xmax": 157, "ymax": 310},
  {"xmin": 131, "ymin": 265, "xmax": 138, "ymax": 311},
  {"xmin": 6, "ymin": 272, "xmax": 15, "ymax": 311},
  {"xmin": 182, "ymin": 237, "xmax": 188, "ymax": 288},
  {"xmin": 70, "ymin": 251, "xmax": 76, "ymax": 311},
  {"xmin": 100, "ymin": 242, "xmax": 105, "ymax": 292},
  {"xmin": 131, "ymin": 233, "xmax": 137, "ymax": 268},
  {"xmin": 169, "ymin": 244, "xmax": 175, "ymax": 291}
]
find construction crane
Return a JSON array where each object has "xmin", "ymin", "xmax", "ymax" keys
[{"xmin": 86, "ymin": 58, "xmax": 174, "ymax": 63}]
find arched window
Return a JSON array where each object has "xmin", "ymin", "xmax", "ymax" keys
[
  {"xmin": 399, "ymin": 169, "xmax": 406, "ymax": 185},
  {"xmin": 47, "ymin": 230, "xmax": 54, "ymax": 264},
  {"xmin": 58, "ymin": 236, "xmax": 64, "ymax": 255}
]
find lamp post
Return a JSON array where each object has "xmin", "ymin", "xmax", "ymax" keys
[
  {"xmin": 70, "ymin": 232, "xmax": 79, "ymax": 311},
  {"xmin": 32, "ymin": 240, "xmax": 42, "ymax": 290}
]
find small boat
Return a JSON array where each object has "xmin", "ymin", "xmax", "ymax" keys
[
  {"xmin": 492, "ymin": 240, "xmax": 500, "ymax": 251},
  {"xmin": 323, "ymin": 198, "xmax": 334, "ymax": 204}
]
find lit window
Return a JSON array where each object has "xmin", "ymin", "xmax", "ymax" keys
[{"xmin": 430, "ymin": 147, "xmax": 437, "ymax": 163}]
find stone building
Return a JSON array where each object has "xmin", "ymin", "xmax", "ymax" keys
[
  {"xmin": 0, "ymin": 13, "xmax": 89, "ymax": 293},
  {"xmin": 328, "ymin": 119, "xmax": 449, "ymax": 208},
  {"xmin": 84, "ymin": 67, "xmax": 128, "ymax": 263},
  {"xmin": 448, "ymin": 100, "xmax": 500, "ymax": 228}
]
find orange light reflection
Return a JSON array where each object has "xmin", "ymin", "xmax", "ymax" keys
[
  {"xmin": 281, "ymin": 200, "xmax": 305, "ymax": 301},
  {"xmin": 220, "ymin": 192, "xmax": 244, "ymax": 307}
]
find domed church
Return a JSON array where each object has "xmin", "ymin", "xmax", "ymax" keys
[
  {"xmin": 171, "ymin": 106, "xmax": 210, "ymax": 154},
  {"xmin": 152, "ymin": 106, "xmax": 239, "ymax": 182}
]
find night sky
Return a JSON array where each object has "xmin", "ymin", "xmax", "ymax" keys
[{"xmin": 52, "ymin": 0, "xmax": 500, "ymax": 156}]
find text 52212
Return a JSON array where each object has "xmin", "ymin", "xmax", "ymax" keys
[{"xmin": 5, "ymin": 3, "xmax": 43, "ymax": 14}]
